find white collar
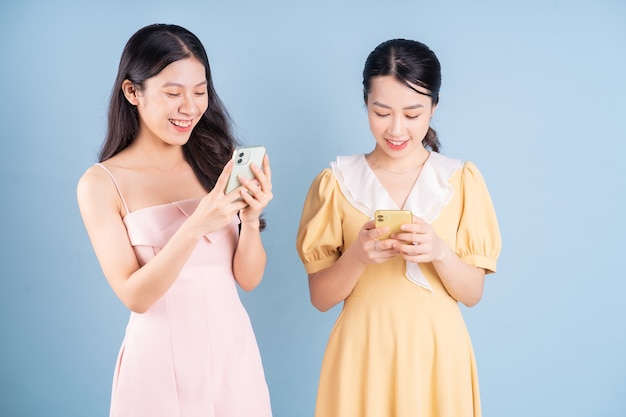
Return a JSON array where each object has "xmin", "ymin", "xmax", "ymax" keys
[{"xmin": 330, "ymin": 152, "xmax": 462, "ymax": 291}]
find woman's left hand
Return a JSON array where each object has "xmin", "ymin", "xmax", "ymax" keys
[
  {"xmin": 392, "ymin": 216, "xmax": 448, "ymax": 263},
  {"xmin": 237, "ymin": 154, "xmax": 273, "ymax": 224}
]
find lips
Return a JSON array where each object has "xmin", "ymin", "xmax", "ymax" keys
[
  {"xmin": 386, "ymin": 138, "xmax": 409, "ymax": 150},
  {"xmin": 169, "ymin": 119, "xmax": 192, "ymax": 128}
]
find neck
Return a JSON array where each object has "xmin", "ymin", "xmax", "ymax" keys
[
  {"xmin": 126, "ymin": 136, "xmax": 186, "ymax": 171},
  {"xmin": 366, "ymin": 149, "xmax": 430, "ymax": 174}
]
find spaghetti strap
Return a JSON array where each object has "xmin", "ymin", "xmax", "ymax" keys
[{"xmin": 95, "ymin": 163, "xmax": 130, "ymax": 216}]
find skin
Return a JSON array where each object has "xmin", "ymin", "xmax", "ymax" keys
[
  {"xmin": 308, "ymin": 75, "xmax": 484, "ymax": 311},
  {"xmin": 77, "ymin": 57, "xmax": 273, "ymax": 313}
]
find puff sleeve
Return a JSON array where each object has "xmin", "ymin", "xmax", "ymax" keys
[
  {"xmin": 296, "ymin": 169, "xmax": 345, "ymax": 275},
  {"xmin": 456, "ymin": 162, "xmax": 502, "ymax": 274}
]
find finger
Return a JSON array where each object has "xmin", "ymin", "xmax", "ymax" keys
[
  {"xmin": 400, "ymin": 222, "xmax": 429, "ymax": 235},
  {"xmin": 224, "ymin": 185, "xmax": 246, "ymax": 202},
  {"xmin": 239, "ymin": 187, "xmax": 261, "ymax": 207},
  {"xmin": 225, "ymin": 181, "xmax": 259, "ymax": 205},
  {"xmin": 238, "ymin": 174, "xmax": 261, "ymax": 193},
  {"xmin": 240, "ymin": 177, "xmax": 270, "ymax": 205},
  {"xmin": 393, "ymin": 231, "xmax": 418, "ymax": 243},
  {"xmin": 367, "ymin": 229, "xmax": 386, "ymax": 242},
  {"xmin": 262, "ymin": 154, "xmax": 272, "ymax": 183},
  {"xmin": 374, "ymin": 238, "xmax": 397, "ymax": 251},
  {"xmin": 399, "ymin": 222, "xmax": 418, "ymax": 232},
  {"xmin": 250, "ymin": 159, "xmax": 272, "ymax": 192},
  {"xmin": 230, "ymin": 197, "xmax": 250, "ymax": 211},
  {"xmin": 362, "ymin": 220, "xmax": 377, "ymax": 232},
  {"xmin": 399, "ymin": 240, "xmax": 422, "ymax": 255},
  {"xmin": 372, "ymin": 226, "xmax": 391, "ymax": 240},
  {"xmin": 214, "ymin": 160, "xmax": 234, "ymax": 192},
  {"xmin": 236, "ymin": 178, "xmax": 266, "ymax": 208}
]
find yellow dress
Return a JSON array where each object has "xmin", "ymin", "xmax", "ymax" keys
[{"xmin": 296, "ymin": 153, "xmax": 501, "ymax": 417}]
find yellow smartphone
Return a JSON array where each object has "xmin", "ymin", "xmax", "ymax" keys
[
  {"xmin": 225, "ymin": 145, "xmax": 266, "ymax": 194},
  {"xmin": 374, "ymin": 210, "xmax": 413, "ymax": 240}
]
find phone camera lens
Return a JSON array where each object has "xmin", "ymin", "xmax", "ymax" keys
[
  {"xmin": 237, "ymin": 158, "xmax": 243, "ymax": 163},
  {"xmin": 238, "ymin": 152, "xmax": 244, "ymax": 157}
]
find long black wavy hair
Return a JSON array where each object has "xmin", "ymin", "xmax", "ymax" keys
[{"xmin": 99, "ymin": 23, "xmax": 238, "ymax": 192}]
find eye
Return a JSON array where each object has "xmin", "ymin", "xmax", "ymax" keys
[
  {"xmin": 194, "ymin": 91, "xmax": 207, "ymax": 97},
  {"xmin": 374, "ymin": 112, "xmax": 390, "ymax": 118},
  {"xmin": 406, "ymin": 114, "xmax": 420, "ymax": 119},
  {"xmin": 165, "ymin": 92, "xmax": 181, "ymax": 97}
]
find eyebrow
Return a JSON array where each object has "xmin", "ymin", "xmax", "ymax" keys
[
  {"xmin": 161, "ymin": 80, "xmax": 208, "ymax": 88},
  {"xmin": 371, "ymin": 101, "xmax": 424, "ymax": 110}
]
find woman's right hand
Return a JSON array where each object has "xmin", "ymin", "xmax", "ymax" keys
[
  {"xmin": 307, "ymin": 218, "xmax": 400, "ymax": 312},
  {"xmin": 186, "ymin": 160, "xmax": 249, "ymax": 237},
  {"xmin": 348, "ymin": 219, "xmax": 400, "ymax": 265}
]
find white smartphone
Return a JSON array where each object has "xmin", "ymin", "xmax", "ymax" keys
[
  {"xmin": 374, "ymin": 210, "xmax": 413, "ymax": 240},
  {"xmin": 225, "ymin": 145, "xmax": 266, "ymax": 194}
]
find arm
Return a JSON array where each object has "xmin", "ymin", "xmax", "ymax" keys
[
  {"xmin": 308, "ymin": 220, "xmax": 398, "ymax": 312},
  {"xmin": 307, "ymin": 244, "xmax": 365, "ymax": 313},
  {"xmin": 431, "ymin": 244, "xmax": 485, "ymax": 307},
  {"xmin": 393, "ymin": 162, "xmax": 501, "ymax": 307},
  {"xmin": 77, "ymin": 161, "xmax": 247, "ymax": 313},
  {"xmin": 393, "ymin": 218, "xmax": 485, "ymax": 307},
  {"xmin": 232, "ymin": 155, "xmax": 273, "ymax": 291}
]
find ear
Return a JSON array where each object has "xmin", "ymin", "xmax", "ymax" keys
[{"xmin": 122, "ymin": 80, "xmax": 139, "ymax": 105}]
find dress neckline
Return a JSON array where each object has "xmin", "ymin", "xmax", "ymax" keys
[
  {"xmin": 123, "ymin": 197, "xmax": 202, "ymax": 220},
  {"xmin": 329, "ymin": 152, "xmax": 463, "ymax": 292}
]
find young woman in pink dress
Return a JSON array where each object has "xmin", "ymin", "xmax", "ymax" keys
[{"xmin": 77, "ymin": 24, "xmax": 273, "ymax": 417}]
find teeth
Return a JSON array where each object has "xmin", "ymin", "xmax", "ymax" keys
[
  {"xmin": 389, "ymin": 140, "xmax": 404, "ymax": 146},
  {"xmin": 170, "ymin": 119, "xmax": 191, "ymax": 127}
]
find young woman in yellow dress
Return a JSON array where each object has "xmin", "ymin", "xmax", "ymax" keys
[{"xmin": 296, "ymin": 39, "xmax": 501, "ymax": 417}]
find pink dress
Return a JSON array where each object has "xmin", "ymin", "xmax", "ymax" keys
[{"xmin": 98, "ymin": 165, "xmax": 272, "ymax": 417}]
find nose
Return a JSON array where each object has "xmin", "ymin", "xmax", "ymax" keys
[
  {"xmin": 388, "ymin": 114, "xmax": 404, "ymax": 137},
  {"xmin": 179, "ymin": 93, "xmax": 199, "ymax": 116}
]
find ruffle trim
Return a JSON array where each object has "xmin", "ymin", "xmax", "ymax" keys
[{"xmin": 330, "ymin": 152, "xmax": 462, "ymax": 291}]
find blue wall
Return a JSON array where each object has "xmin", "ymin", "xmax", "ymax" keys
[{"xmin": 1, "ymin": 1, "xmax": 624, "ymax": 416}]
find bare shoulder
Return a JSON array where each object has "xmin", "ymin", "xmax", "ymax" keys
[
  {"xmin": 76, "ymin": 163, "xmax": 122, "ymax": 217},
  {"xmin": 77, "ymin": 164, "xmax": 109, "ymax": 199}
]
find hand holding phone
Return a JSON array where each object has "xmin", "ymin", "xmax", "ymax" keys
[
  {"xmin": 374, "ymin": 210, "xmax": 413, "ymax": 240},
  {"xmin": 224, "ymin": 145, "xmax": 266, "ymax": 194}
]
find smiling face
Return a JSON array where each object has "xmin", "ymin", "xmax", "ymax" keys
[
  {"xmin": 366, "ymin": 75, "xmax": 436, "ymax": 167},
  {"xmin": 123, "ymin": 57, "xmax": 209, "ymax": 147}
]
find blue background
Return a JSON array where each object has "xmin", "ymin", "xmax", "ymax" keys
[{"xmin": 1, "ymin": 1, "xmax": 625, "ymax": 416}]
